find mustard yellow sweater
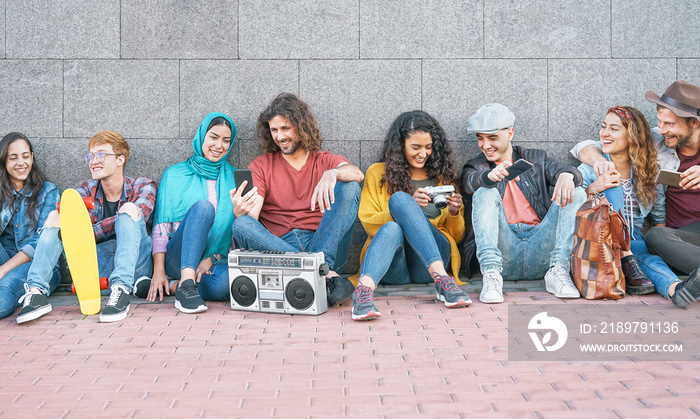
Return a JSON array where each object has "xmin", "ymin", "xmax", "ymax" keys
[{"xmin": 356, "ymin": 163, "xmax": 466, "ymax": 284}]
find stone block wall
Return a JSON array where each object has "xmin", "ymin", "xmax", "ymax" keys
[{"xmin": 1, "ymin": 0, "xmax": 699, "ymax": 275}]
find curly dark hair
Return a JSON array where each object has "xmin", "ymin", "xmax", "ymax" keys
[
  {"xmin": 256, "ymin": 93, "xmax": 323, "ymax": 154},
  {"xmin": 608, "ymin": 106, "xmax": 658, "ymax": 207},
  {"xmin": 0, "ymin": 133, "xmax": 49, "ymax": 225},
  {"xmin": 380, "ymin": 110, "xmax": 458, "ymax": 194}
]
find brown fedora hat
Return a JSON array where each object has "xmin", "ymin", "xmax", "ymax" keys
[{"xmin": 645, "ymin": 80, "xmax": 700, "ymax": 122}]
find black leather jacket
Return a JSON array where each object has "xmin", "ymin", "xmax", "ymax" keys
[{"xmin": 459, "ymin": 145, "xmax": 582, "ymax": 278}]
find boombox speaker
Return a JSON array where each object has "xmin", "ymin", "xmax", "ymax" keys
[{"xmin": 228, "ymin": 250, "xmax": 330, "ymax": 315}]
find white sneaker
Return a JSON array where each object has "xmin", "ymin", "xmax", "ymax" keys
[
  {"xmin": 544, "ymin": 265, "xmax": 580, "ymax": 298},
  {"xmin": 479, "ymin": 269, "xmax": 504, "ymax": 303}
]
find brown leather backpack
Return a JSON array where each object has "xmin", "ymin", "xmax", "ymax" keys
[{"xmin": 571, "ymin": 193, "xmax": 630, "ymax": 300}]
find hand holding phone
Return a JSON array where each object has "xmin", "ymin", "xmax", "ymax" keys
[
  {"xmin": 656, "ymin": 169, "xmax": 681, "ymax": 188},
  {"xmin": 234, "ymin": 169, "xmax": 254, "ymax": 196},
  {"xmin": 504, "ymin": 159, "xmax": 534, "ymax": 181}
]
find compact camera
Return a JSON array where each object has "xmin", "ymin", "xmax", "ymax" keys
[{"xmin": 424, "ymin": 185, "xmax": 455, "ymax": 210}]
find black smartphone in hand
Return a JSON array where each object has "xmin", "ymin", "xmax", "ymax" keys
[
  {"xmin": 234, "ymin": 169, "xmax": 254, "ymax": 196},
  {"xmin": 504, "ymin": 159, "xmax": 534, "ymax": 181}
]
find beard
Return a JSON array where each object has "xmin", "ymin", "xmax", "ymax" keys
[
  {"xmin": 279, "ymin": 140, "xmax": 300, "ymax": 155},
  {"xmin": 666, "ymin": 131, "xmax": 692, "ymax": 149}
]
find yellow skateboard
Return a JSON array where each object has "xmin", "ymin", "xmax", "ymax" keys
[{"xmin": 59, "ymin": 189, "xmax": 101, "ymax": 315}]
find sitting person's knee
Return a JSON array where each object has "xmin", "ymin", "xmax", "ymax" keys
[
  {"xmin": 118, "ymin": 202, "xmax": 141, "ymax": 222},
  {"xmin": 191, "ymin": 199, "xmax": 215, "ymax": 218},
  {"xmin": 44, "ymin": 210, "xmax": 60, "ymax": 228},
  {"xmin": 645, "ymin": 226, "xmax": 670, "ymax": 248},
  {"xmin": 473, "ymin": 187, "xmax": 499, "ymax": 200},
  {"xmin": 388, "ymin": 191, "xmax": 412, "ymax": 209}
]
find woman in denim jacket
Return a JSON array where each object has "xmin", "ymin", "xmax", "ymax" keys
[
  {"xmin": 0, "ymin": 133, "xmax": 60, "ymax": 319},
  {"xmin": 578, "ymin": 107, "xmax": 679, "ymax": 298}
]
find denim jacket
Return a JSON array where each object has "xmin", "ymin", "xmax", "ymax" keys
[
  {"xmin": 0, "ymin": 182, "xmax": 59, "ymax": 260},
  {"xmin": 459, "ymin": 145, "xmax": 583, "ymax": 277}
]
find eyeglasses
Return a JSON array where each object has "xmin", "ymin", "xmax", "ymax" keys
[{"xmin": 85, "ymin": 152, "xmax": 118, "ymax": 163}]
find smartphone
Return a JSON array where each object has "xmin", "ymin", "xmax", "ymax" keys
[
  {"xmin": 234, "ymin": 169, "xmax": 255, "ymax": 196},
  {"xmin": 656, "ymin": 169, "xmax": 682, "ymax": 188},
  {"xmin": 504, "ymin": 159, "xmax": 534, "ymax": 181}
]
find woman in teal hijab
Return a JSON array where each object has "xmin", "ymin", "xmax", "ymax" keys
[{"xmin": 142, "ymin": 112, "xmax": 237, "ymax": 314}]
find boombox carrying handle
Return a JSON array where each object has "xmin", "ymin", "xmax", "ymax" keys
[{"xmin": 318, "ymin": 263, "xmax": 330, "ymax": 277}]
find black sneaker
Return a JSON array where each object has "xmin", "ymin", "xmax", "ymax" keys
[
  {"xmin": 433, "ymin": 273, "xmax": 471, "ymax": 308},
  {"xmin": 16, "ymin": 287, "xmax": 52, "ymax": 324},
  {"xmin": 352, "ymin": 284, "xmax": 381, "ymax": 321},
  {"xmin": 133, "ymin": 276, "xmax": 151, "ymax": 299},
  {"xmin": 671, "ymin": 268, "xmax": 700, "ymax": 309},
  {"xmin": 175, "ymin": 279, "xmax": 207, "ymax": 313},
  {"xmin": 100, "ymin": 285, "xmax": 130, "ymax": 323},
  {"xmin": 326, "ymin": 275, "xmax": 355, "ymax": 307}
]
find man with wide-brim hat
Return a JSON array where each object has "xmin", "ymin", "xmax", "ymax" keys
[
  {"xmin": 571, "ymin": 80, "xmax": 700, "ymax": 308},
  {"xmin": 643, "ymin": 80, "xmax": 700, "ymax": 308}
]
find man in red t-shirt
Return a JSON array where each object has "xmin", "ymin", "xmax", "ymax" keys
[{"xmin": 231, "ymin": 93, "xmax": 363, "ymax": 307}]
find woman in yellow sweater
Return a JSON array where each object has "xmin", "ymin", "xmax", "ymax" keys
[{"xmin": 352, "ymin": 110, "xmax": 469, "ymax": 321}]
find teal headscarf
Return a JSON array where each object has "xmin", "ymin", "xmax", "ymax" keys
[{"xmin": 154, "ymin": 112, "xmax": 237, "ymax": 258}]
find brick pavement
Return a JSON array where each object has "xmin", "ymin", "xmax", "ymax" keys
[{"xmin": 1, "ymin": 281, "xmax": 699, "ymax": 418}]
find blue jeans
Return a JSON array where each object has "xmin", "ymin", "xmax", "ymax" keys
[
  {"xmin": 163, "ymin": 200, "xmax": 229, "ymax": 301},
  {"xmin": 0, "ymin": 244, "xmax": 60, "ymax": 319},
  {"xmin": 163, "ymin": 200, "xmax": 215, "ymax": 278},
  {"xmin": 26, "ymin": 212, "xmax": 152, "ymax": 295},
  {"xmin": 630, "ymin": 226, "xmax": 679, "ymax": 299},
  {"xmin": 198, "ymin": 260, "xmax": 230, "ymax": 301},
  {"xmin": 472, "ymin": 186, "xmax": 586, "ymax": 280},
  {"xmin": 232, "ymin": 181, "xmax": 361, "ymax": 272},
  {"xmin": 359, "ymin": 192, "xmax": 451, "ymax": 285}
]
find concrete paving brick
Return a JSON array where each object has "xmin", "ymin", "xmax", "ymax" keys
[
  {"xmin": 121, "ymin": 0, "xmax": 237, "ymax": 59},
  {"xmin": 63, "ymin": 60, "xmax": 179, "ymax": 139},
  {"xmin": 2, "ymin": 292, "xmax": 698, "ymax": 417},
  {"xmin": 239, "ymin": 0, "xmax": 358, "ymax": 59},
  {"xmin": 0, "ymin": 62, "xmax": 63, "ymax": 139},
  {"xmin": 484, "ymin": 0, "xmax": 609, "ymax": 58},
  {"xmin": 5, "ymin": 0, "xmax": 119, "ymax": 58},
  {"xmin": 360, "ymin": 0, "xmax": 482, "ymax": 59}
]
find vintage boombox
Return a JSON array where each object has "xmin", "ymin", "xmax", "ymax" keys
[{"xmin": 228, "ymin": 250, "xmax": 330, "ymax": 315}]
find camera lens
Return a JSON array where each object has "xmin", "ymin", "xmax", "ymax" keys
[{"xmin": 433, "ymin": 195, "xmax": 448, "ymax": 210}]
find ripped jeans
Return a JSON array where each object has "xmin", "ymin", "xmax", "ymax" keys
[{"xmin": 25, "ymin": 212, "xmax": 152, "ymax": 295}]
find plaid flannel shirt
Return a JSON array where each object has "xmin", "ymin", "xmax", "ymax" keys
[{"xmin": 75, "ymin": 176, "xmax": 157, "ymax": 243}]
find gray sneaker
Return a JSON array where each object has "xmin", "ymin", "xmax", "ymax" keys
[
  {"xmin": 433, "ymin": 274, "xmax": 471, "ymax": 308},
  {"xmin": 352, "ymin": 284, "xmax": 381, "ymax": 321},
  {"xmin": 671, "ymin": 268, "xmax": 700, "ymax": 308},
  {"xmin": 479, "ymin": 269, "xmax": 504, "ymax": 303},
  {"xmin": 16, "ymin": 286, "xmax": 52, "ymax": 324},
  {"xmin": 132, "ymin": 276, "xmax": 151, "ymax": 299},
  {"xmin": 544, "ymin": 265, "xmax": 580, "ymax": 298},
  {"xmin": 175, "ymin": 279, "xmax": 207, "ymax": 314},
  {"xmin": 100, "ymin": 285, "xmax": 130, "ymax": 323}
]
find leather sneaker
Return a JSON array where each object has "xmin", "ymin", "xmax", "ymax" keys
[
  {"xmin": 479, "ymin": 269, "xmax": 504, "ymax": 304},
  {"xmin": 544, "ymin": 265, "xmax": 580, "ymax": 298}
]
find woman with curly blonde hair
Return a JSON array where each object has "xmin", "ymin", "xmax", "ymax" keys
[{"xmin": 578, "ymin": 106, "xmax": 679, "ymax": 297}]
